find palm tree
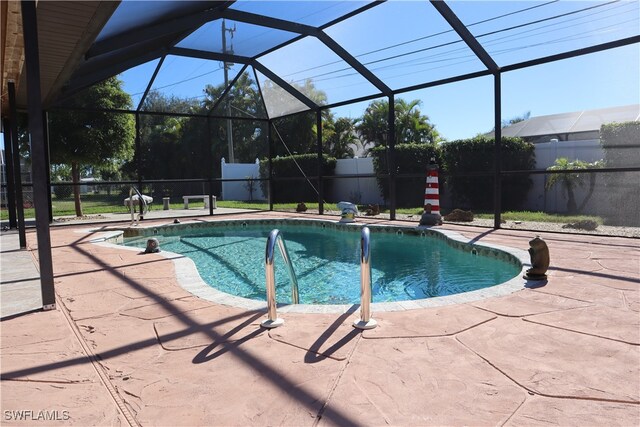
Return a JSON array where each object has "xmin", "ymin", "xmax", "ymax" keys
[
  {"xmin": 546, "ymin": 157, "xmax": 604, "ymax": 214},
  {"xmin": 395, "ymin": 99, "xmax": 440, "ymax": 145},
  {"xmin": 355, "ymin": 99, "xmax": 389, "ymax": 149},
  {"xmin": 324, "ymin": 117, "xmax": 360, "ymax": 158},
  {"xmin": 355, "ymin": 98, "xmax": 440, "ymax": 150}
]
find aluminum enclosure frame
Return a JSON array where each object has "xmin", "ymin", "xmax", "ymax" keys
[{"xmin": 8, "ymin": 0, "xmax": 640, "ymax": 315}]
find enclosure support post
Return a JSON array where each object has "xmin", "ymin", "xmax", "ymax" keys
[
  {"xmin": 268, "ymin": 119, "xmax": 274, "ymax": 211},
  {"xmin": 43, "ymin": 111, "xmax": 53, "ymax": 223},
  {"xmin": 388, "ymin": 95, "xmax": 396, "ymax": 221},
  {"xmin": 21, "ymin": 0, "xmax": 56, "ymax": 308},
  {"xmin": 7, "ymin": 82, "xmax": 26, "ymax": 247},
  {"xmin": 2, "ymin": 118, "xmax": 18, "ymax": 229},
  {"xmin": 135, "ymin": 112, "xmax": 142, "ymax": 191},
  {"xmin": 316, "ymin": 109, "xmax": 324, "ymax": 214},
  {"xmin": 493, "ymin": 72, "xmax": 502, "ymax": 229},
  {"xmin": 207, "ymin": 117, "xmax": 214, "ymax": 215}
]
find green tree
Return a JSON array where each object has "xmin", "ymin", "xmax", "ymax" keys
[
  {"xmin": 49, "ymin": 77, "xmax": 135, "ymax": 216},
  {"xmin": 545, "ymin": 157, "xmax": 604, "ymax": 214},
  {"xmin": 203, "ymin": 71, "xmax": 268, "ymax": 163},
  {"xmin": 268, "ymin": 79, "xmax": 329, "ymax": 158},
  {"xmin": 129, "ymin": 90, "xmax": 195, "ymax": 180},
  {"xmin": 323, "ymin": 115, "xmax": 360, "ymax": 158},
  {"xmin": 502, "ymin": 111, "xmax": 530, "ymax": 128},
  {"xmin": 356, "ymin": 98, "xmax": 440, "ymax": 150}
]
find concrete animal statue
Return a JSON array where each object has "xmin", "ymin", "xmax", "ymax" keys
[
  {"xmin": 524, "ymin": 236, "xmax": 549, "ymax": 280},
  {"xmin": 145, "ymin": 238, "xmax": 160, "ymax": 254},
  {"xmin": 365, "ymin": 204, "xmax": 380, "ymax": 216}
]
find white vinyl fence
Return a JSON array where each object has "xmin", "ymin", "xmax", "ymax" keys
[
  {"xmin": 220, "ymin": 157, "xmax": 384, "ymax": 204},
  {"xmin": 525, "ymin": 139, "xmax": 604, "ymax": 213},
  {"xmin": 220, "ymin": 158, "xmax": 266, "ymax": 201},
  {"xmin": 332, "ymin": 158, "xmax": 384, "ymax": 204},
  {"xmin": 220, "ymin": 139, "xmax": 606, "ymax": 212}
]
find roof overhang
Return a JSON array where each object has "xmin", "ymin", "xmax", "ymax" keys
[{"xmin": 1, "ymin": 1, "xmax": 118, "ymax": 117}]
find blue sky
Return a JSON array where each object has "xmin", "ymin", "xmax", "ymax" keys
[
  {"xmin": 3, "ymin": 0, "xmax": 639, "ymax": 149},
  {"xmin": 117, "ymin": 0, "xmax": 639, "ymax": 141}
]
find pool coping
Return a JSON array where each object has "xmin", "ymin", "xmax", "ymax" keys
[{"xmin": 87, "ymin": 217, "xmax": 532, "ymax": 314}]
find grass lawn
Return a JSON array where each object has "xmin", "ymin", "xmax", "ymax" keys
[
  {"xmin": 0, "ymin": 197, "xmax": 318, "ymax": 220},
  {"xmin": 1, "ymin": 194, "xmax": 603, "ymax": 226},
  {"xmin": 473, "ymin": 211, "xmax": 603, "ymax": 224},
  {"xmin": 392, "ymin": 207, "xmax": 603, "ymax": 224}
]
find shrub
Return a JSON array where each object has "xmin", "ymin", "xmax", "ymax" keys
[
  {"xmin": 370, "ymin": 143, "xmax": 442, "ymax": 207},
  {"xmin": 600, "ymin": 121, "xmax": 640, "ymax": 167},
  {"xmin": 52, "ymin": 184, "xmax": 72, "ymax": 199},
  {"xmin": 599, "ymin": 121, "xmax": 640, "ymax": 226},
  {"xmin": 441, "ymin": 136, "xmax": 535, "ymax": 211},
  {"xmin": 259, "ymin": 154, "xmax": 337, "ymax": 202}
]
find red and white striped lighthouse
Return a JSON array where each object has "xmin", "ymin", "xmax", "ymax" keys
[{"xmin": 424, "ymin": 162, "xmax": 440, "ymax": 215}]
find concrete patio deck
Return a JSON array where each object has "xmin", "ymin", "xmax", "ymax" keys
[{"xmin": 1, "ymin": 212, "xmax": 638, "ymax": 426}]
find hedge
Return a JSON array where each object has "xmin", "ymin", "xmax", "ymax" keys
[
  {"xmin": 370, "ymin": 143, "xmax": 442, "ymax": 207},
  {"xmin": 440, "ymin": 136, "xmax": 535, "ymax": 211},
  {"xmin": 259, "ymin": 154, "xmax": 337, "ymax": 203},
  {"xmin": 599, "ymin": 121, "xmax": 640, "ymax": 226},
  {"xmin": 600, "ymin": 121, "xmax": 640, "ymax": 167},
  {"xmin": 52, "ymin": 183, "xmax": 73, "ymax": 199}
]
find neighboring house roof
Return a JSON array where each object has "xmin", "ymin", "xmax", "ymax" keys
[{"xmin": 496, "ymin": 105, "xmax": 640, "ymax": 138}]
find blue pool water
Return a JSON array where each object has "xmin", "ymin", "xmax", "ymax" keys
[{"xmin": 124, "ymin": 222, "xmax": 520, "ymax": 305}]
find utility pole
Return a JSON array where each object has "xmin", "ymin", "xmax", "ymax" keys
[{"xmin": 222, "ymin": 19, "xmax": 236, "ymax": 163}]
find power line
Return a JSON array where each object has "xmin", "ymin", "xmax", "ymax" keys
[
  {"xmin": 129, "ymin": 0, "xmax": 564, "ymax": 94},
  {"xmin": 281, "ymin": 0, "xmax": 627, "ymax": 81},
  {"xmin": 131, "ymin": 64, "xmax": 225, "ymax": 97},
  {"xmin": 285, "ymin": 1, "xmax": 636, "ymax": 85},
  {"xmin": 294, "ymin": 14, "xmax": 638, "ymax": 91},
  {"xmin": 125, "ymin": 1, "xmax": 637, "ymax": 106},
  {"xmin": 279, "ymin": 0, "xmax": 562, "ymax": 79}
]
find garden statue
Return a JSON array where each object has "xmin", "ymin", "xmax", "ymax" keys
[
  {"xmin": 296, "ymin": 202, "xmax": 307, "ymax": 212},
  {"xmin": 365, "ymin": 204, "xmax": 380, "ymax": 216},
  {"xmin": 337, "ymin": 201, "xmax": 358, "ymax": 223},
  {"xmin": 145, "ymin": 238, "xmax": 160, "ymax": 254},
  {"xmin": 524, "ymin": 236, "xmax": 550, "ymax": 280}
]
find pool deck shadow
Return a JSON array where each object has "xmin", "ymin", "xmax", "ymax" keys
[{"xmin": 1, "ymin": 211, "xmax": 639, "ymax": 426}]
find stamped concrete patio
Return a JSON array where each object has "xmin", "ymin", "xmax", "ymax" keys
[{"xmin": 1, "ymin": 212, "xmax": 638, "ymax": 426}]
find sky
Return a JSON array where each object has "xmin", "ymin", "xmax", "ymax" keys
[
  {"xmin": 3, "ymin": 0, "xmax": 639, "ymax": 149},
  {"xmin": 119, "ymin": 0, "xmax": 639, "ymax": 141}
]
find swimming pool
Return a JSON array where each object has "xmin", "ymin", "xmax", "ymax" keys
[{"xmin": 121, "ymin": 219, "xmax": 524, "ymax": 307}]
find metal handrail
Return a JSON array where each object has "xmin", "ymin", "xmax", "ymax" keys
[
  {"xmin": 354, "ymin": 226, "xmax": 377, "ymax": 330},
  {"xmin": 129, "ymin": 186, "xmax": 148, "ymax": 225},
  {"xmin": 262, "ymin": 229, "xmax": 300, "ymax": 328}
]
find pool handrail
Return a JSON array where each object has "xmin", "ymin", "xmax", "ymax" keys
[
  {"xmin": 354, "ymin": 226, "xmax": 377, "ymax": 330},
  {"xmin": 262, "ymin": 229, "xmax": 300, "ymax": 328},
  {"xmin": 129, "ymin": 186, "xmax": 148, "ymax": 225}
]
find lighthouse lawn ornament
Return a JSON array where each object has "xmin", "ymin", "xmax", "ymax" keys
[{"xmin": 420, "ymin": 159, "xmax": 443, "ymax": 226}]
